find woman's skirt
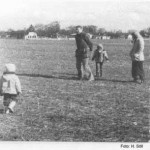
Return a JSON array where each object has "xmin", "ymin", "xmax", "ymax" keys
[{"xmin": 132, "ymin": 61, "xmax": 145, "ymax": 80}]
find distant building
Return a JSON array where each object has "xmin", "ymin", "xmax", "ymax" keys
[
  {"xmin": 127, "ymin": 34, "xmax": 132, "ymax": 40},
  {"xmin": 100, "ymin": 35, "xmax": 111, "ymax": 40},
  {"xmin": 25, "ymin": 32, "xmax": 38, "ymax": 40},
  {"xmin": 87, "ymin": 33, "xmax": 93, "ymax": 39},
  {"xmin": 68, "ymin": 33, "xmax": 76, "ymax": 40}
]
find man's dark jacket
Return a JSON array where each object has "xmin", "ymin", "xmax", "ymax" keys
[{"xmin": 75, "ymin": 32, "xmax": 93, "ymax": 59}]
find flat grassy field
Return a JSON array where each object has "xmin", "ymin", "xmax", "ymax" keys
[{"xmin": 0, "ymin": 39, "xmax": 149, "ymax": 142}]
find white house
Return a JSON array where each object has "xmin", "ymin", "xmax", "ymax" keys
[
  {"xmin": 87, "ymin": 33, "xmax": 93, "ymax": 39},
  {"xmin": 127, "ymin": 34, "xmax": 132, "ymax": 40},
  {"xmin": 25, "ymin": 32, "xmax": 38, "ymax": 40},
  {"xmin": 99, "ymin": 36, "xmax": 110, "ymax": 40}
]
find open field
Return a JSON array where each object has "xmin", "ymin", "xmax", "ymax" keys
[{"xmin": 0, "ymin": 39, "xmax": 149, "ymax": 142}]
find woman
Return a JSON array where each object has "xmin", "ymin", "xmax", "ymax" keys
[{"xmin": 130, "ymin": 31, "xmax": 145, "ymax": 83}]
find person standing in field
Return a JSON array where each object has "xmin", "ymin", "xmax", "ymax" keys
[
  {"xmin": 0, "ymin": 64, "xmax": 22, "ymax": 114},
  {"xmin": 75, "ymin": 25, "xmax": 94, "ymax": 81},
  {"xmin": 130, "ymin": 31, "xmax": 145, "ymax": 83},
  {"xmin": 92, "ymin": 43, "xmax": 109, "ymax": 78}
]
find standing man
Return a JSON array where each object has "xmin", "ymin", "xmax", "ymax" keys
[
  {"xmin": 75, "ymin": 26, "xmax": 94, "ymax": 81},
  {"xmin": 130, "ymin": 31, "xmax": 145, "ymax": 84}
]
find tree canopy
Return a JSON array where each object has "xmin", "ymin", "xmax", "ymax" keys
[{"xmin": 0, "ymin": 21, "xmax": 150, "ymax": 39}]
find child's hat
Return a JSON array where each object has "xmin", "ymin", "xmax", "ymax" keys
[
  {"xmin": 97, "ymin": 44, "xmax": 103, "ymax": 49},
  {"xmin": 5, "ymin": 63, "xmax": 16, "ymax": 73}
]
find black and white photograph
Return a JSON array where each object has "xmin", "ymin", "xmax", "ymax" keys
[{"xmin": 0, "ymin": 0, "xmax": 149, "ymax": 149}]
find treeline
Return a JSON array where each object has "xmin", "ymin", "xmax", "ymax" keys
[{"xmin": 0, "ymin": 21, "xmax": 150, "ymax": 39}]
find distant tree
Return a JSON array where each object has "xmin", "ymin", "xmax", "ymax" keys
[
  {"xmin": 83, "ymin": 25, "xmax": 97, "ymax": 35},
  {"xmin": 16, "ymin": 30, "xmax": 26, "ymax": 39},
  {"xmin": 0, "ymin": 31, "xmax": 7, "ymax": 38},
  {"xmin": 66, "ymin": 26, "xmax": 76, "ymax": 34},
  {"xmin": 7, "ymin": 29, "xmax": 14, "ymax": 33},
  {"xmin": 128, "ymin": 29, "xmax": 135, "ymax": 34},
  {"xmin": 34, "ymin": 24, "xmax": 45, "ymax": 30},
  {"xmin": 106, "ymin": 31, "xmax": 115, "ymax": 38},
  {"xmin": 146, "ymin": 27, "xmax": 150, "ymax": 36},
  {"xmin": 59, "ymin": 29, "xmax": 69, "ymax": 35},
  {"xmin": 97, "ymin": 28, "xmax": 106, "ymax": 36},
  {"xmin": 45, "ymin": 21, "xmax": 60, "ymax": 37},
  {"xmin": 8, "ymin": 29, "xmax": 26, "ymax": 39},
  {"xmin": 115, "ymin": 30, "xmax": 123, "ymax": 38},
  {"xmin": 26, "ymin": 24, "xmax": 35, "ymax": 33},
  {"xmin": 35, "ymin": 24, "xmax": 46, "ymax": 37},
  {"xmin": 36, "ymin": 29, "xmax": 46, "ymax": 37},
  {"xmin": 7, "ymin": 29, "xmax": 15, "ymax": 38},
  {"xmin": 106, "ymin": 30, "xmax": 126, "ymax": 39}
]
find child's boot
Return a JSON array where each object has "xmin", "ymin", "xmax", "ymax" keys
[
  {"xmin": 5, "ymin": 107, "xmax": 9, "ymax": 114},
  {"xmin": 8, "ymin": 101, "xmax": 16, "ymax": 113}
]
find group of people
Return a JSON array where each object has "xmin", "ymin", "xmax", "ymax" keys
[
  {"xmin": 0, "ymin": 26, "xmax": 145, "ymax": 114},
  {"xmin": 75, "ymin": 25, "xmax": 145, "ymax": 84},
  {"xmin": 75, "ymin": 25, "xmax": 109, "ymax": 81}
]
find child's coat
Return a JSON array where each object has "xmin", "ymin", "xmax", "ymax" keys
[
  {"xmin": 92, "ymin": 49, "xmax": 109, "ymax": 63},
  {"xmin": 0, "ymin": 74, "xmax": 21, "ymax": 95},
  {"xmin": 0, "ymin": 64, "xmax": 21, "ymax": 95}
]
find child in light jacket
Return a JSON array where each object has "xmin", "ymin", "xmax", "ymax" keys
[
  {"xmin": 0, "ymin": 64, "xmax": 22, "ymax": 114},
  {"xmin": 92, "ymin": 44, "xmax": 109, "ymax": 77}
]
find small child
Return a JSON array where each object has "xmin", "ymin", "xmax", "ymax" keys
[
  {"xmin": 0, "ymin": 64, "xmax": 22, "ymax": 114},
  {"xmin": 92, "ymin": 44, "xmax": 109, "ymax": 77}
]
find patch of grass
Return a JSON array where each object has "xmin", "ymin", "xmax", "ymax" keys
[{"xmin": 0, "ymin": 39, "xmax": 149, "ymax": 141}]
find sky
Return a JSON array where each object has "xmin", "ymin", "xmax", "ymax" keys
[{"xmin": 0, "ymin": 0, "xmax": 150, "ymax": 32}]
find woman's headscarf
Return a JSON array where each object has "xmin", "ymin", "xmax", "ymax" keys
[{"xmin": 131, "ymin": 31, "xmax": 142, "ymax": 40}]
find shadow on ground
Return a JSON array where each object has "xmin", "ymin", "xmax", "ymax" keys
[
  {"xmin": 17, "ymin": 73, "xmax": 78, "ymax": 81},
  {"xmin": 0, "ymin": 109, "xmax": 4, "ymax": 114},
  {"xmin": 17, "ymin": 73, "xmax": 134, "ymax": 83}
]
